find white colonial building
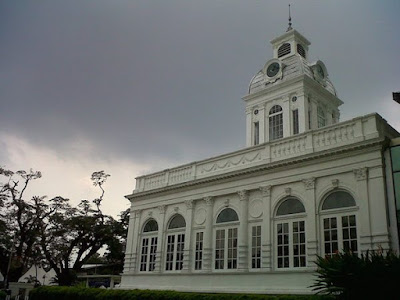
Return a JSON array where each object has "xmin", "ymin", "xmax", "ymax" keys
[{"xmin": 121, "ymin": 27, "xmax": 400, "ymax": 294}]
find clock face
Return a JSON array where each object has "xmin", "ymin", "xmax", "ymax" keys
[
  {"xmin": 317, "ymin": 65, "xmax": 325, "ymax": 78},
  {"xmin": 267, "ymin": 62, "xmax": 280, "ymax": 77}
]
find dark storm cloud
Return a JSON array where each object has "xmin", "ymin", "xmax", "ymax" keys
[{"xmin": 1, "ymin": 0, "xmax": 399, "ymax": 168}]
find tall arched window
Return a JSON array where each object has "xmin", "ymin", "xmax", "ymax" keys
[
  {"xmin": 140, "ymin": 219, "xmax": 158, "ymax": 272},
  {"xmin": 275, "ymin": 198, "xmax": 306, "ymax": 269},
  {"xmin": 317, "ymin": 106, "xmax": 326, "ymax": 128},
  {"xmin": 278, "ymin": 43, "xmax": 291, "ymax": 58},
  {"xmin": 215, "ymin": 208, "xmax": 239, "ymax": 270},
  {"xmin": 165, "ymin": 214, "xmax": 186, "ymax": 271},
  {"xmin": 321, "ymin": 191, "xmax": 358, "ymax": 257},
  {"xmin": 269, "ymin": 105, "xmax": 283, "ymax": 141}
]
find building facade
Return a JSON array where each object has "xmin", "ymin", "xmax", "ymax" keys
[{"xmin": 120, "ymin": 28, "xmax": 400, "ymax": 294}]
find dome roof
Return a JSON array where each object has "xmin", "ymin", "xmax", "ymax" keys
[{"xmin": 248, "ymin": 55, "xmax": 337, "ymax": 96}]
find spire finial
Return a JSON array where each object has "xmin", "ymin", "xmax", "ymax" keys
[{"xmin": 287, "ymin": 4, "xmax": 293, "ymax": 32}]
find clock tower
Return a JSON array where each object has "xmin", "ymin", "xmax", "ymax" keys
[{"xmin": 243, "ymin": 28, "xmax": 343, "ymax": 147}]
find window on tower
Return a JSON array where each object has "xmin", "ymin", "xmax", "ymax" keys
[
  {"xmin": 278, "ymin": 43, "xmax": 291, "ymax": 58},
  {"xmin": 297, "ymin": 44, "xmax": 306, "ymax": 58},
  {"xmin": 269, "ymin": 105, "xmax": 283, "ymax": 141},
  {"xmin": 254, "ymin": 122, "xmax": 260, "ymax": 145},
  {"xmin": 293, "ymin": 109, "xmax": 299, "ymax": 135},
  {"xmin": 317, "ymin": 106, "xmax": 326, "ymax": 128}
]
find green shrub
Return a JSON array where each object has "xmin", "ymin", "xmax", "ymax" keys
[
  {"xmin": 30, "ymin": 286, "xmax": 332, "ymax": 300},
  {"xmin": 312, "ymin": 250, "xmax": 400, "ymax": 299},
  {"xmin": 0, "ymin": 290, "xmax": 6, "ymax": 300}
]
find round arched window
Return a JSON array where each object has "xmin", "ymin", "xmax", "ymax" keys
[
  {"xmin": 215, "ymin": 208, "xmax": 239, "ymax": 270},
  {"xmin": 322, "ymin": 191, "xmax": 356, "ymax": 210},
  {"xmin": 320, "ymin": 191, "xmax": 358, "ymax": 257},
  {"xmin": 275, "ymin": 197, "xmax": 306, "ymax": 269},
  {"xmin": 143, "ymin": 219, "xmax": 158, "ymax": 232},
  {"xmin": 269, "ymin": 105, "xmax": 283, "ymax": 141},
  {"xmin": 216, "ymin": 208, "xmax": 239, "ymax": 223},
  {"xmin": 276, "ymin": 198, "xmax": 305, "ymax": 216},
  {"xmin": 140, "ymin": 219, "xmax": 158, "ymax": 272},
  {"xmin": 166, "ymin": 214, "xmax": 186, "ymax": 271}
]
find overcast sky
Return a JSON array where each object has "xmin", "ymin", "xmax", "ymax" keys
[{"xmin": 1, "ymin": 0, "xmax": 399, "ymax": 218}]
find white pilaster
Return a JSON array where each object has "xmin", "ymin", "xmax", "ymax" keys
[
  {"xmin": 302, "ymin": 177, "xmax": 318, "ymax": 266},
  {"xmin": 203, "ymin": 196, "xmax": 214, "ymax": 272},
  {"xmin": 183, "ymin": 200, "xmax": 194, "ymax": 272},
  {"xmin": 238, "ymin": 190, "xmax": 249, "ymax": 271},
  {"xmin": 155, "ymin": 205, "xmax": 166, "ymax": 273},
  {"xmin": 260, "ymin": 185, "xmax": 272, "ymax": 270}
]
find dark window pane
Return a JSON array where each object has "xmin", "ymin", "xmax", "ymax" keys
[
  {"xmin": 143, "ymin": 219, "xmax": 159, "ymax": 232},
  {"xmin": 322, "ymin": 191, "xmax": 356, "ymax": 210},
  {"xmin": 276, "ymin": 198, "xmax": 305, "ymax": 216},
  {"xmin": 168, "ymin": 214, "xmax": 186, "ymax": 229},
  {"xmin": 216, "ymin": 208, "xmax": 239, "ymax": 223}
]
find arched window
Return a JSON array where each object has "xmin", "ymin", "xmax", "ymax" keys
[
  {"xmin": 278, "ymin": 43, "xmax": 291, "ymax": 58},
  {"xmin": 321, "ymin": 191, "xmax": 358, "ymax": 257},
  {"xmin": 269, "ymin": 105, "xmax": 283, "ymax": 141},
  {"xmin": 215, "ymin": 208, "xmax": 239, "ymax": 270},
  {"xmin": 297, "ymin": 44, "xmax": 306, "ymax": 58},
  {"xmin": 317, "ymin": 106, "xmax": 326, "ymax": 128},
  {"xmin": 140, "ymin": 219, "xmax": 158, "ymax": 272},
  {"xmin": 165, "ymin": 214, "xmax": 186, "ymax": 271},
  {"xmin": 275, "ymin": 197, "xmax": 306, "ymax": 269}
]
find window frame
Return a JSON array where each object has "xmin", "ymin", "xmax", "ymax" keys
[
  {"xmin": 139, "ymin": 219, "xmax": 159, "ymax": 273},
  {"xmin": 274, "ymin": 198, "xmax": 307, "ymax": 270},
  {"xmin": 165, "ymin": 214, "xmax": 186, "ymax": 272},
  {"xmin": 250, "ymin": 224, "xmax": 262, "ymax": 269},
  {"xmin": 194, "ymin": 231, "xmax": 204, "ymax": 271},
  {"xmin": 269, "ymin": 105, "xmax": 283, "ymax": 141}
]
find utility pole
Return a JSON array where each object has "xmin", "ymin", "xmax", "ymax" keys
[{"xmin": 4, "ymin": 233, "xmax": 16, "ymax": 290}]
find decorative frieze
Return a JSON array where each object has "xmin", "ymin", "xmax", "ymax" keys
[
  {"xmin": 353, "ymin": 167, "xmax": 368, "ymax": 181},
  {"xmin": 134, "ymin": 209, "xmax": 142, "ymax": 218}
]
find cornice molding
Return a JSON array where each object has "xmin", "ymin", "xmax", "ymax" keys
[{"xmin": 126, "ymin": 137, "xmax": 385, "ymax": 201}]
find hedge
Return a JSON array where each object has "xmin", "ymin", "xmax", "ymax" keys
[
  {"xmin": 30, "ymin": 286, "xmax": 333, "ymax": 300},
  {"xmin": 0, "ymin": 290, "xmax": 5, "ymax": 300}
]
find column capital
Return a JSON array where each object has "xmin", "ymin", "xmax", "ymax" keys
[
  {"xmin": 260, "ymin": 185, "xmax": 272, "ymax": 197},
  {"xmin": 185, "ymin": 199, "xmax": 194, "ymax": 210},
  {"xmin": 133, "ymin": 209, "xmax": 142, "ymax": 218},
  {"xmin": 204, "ymin": 196, "xmax": 214, "ymax": 206},
  {"xmin": 302, "ymin": 177, "xmax": 316, "ymax": 190},
  {"xmin": 238, "ymin": 190, "xmax": 249, "ymax": 201},
  {"xmin": 353, "ymin": 167, "xmax": 368, "ymax": 181},
  {"xmin": 158, "ymin": 205, "xmax": 166, "ymax": 214}
]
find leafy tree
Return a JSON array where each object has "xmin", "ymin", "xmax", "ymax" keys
[
  {"xmin": 0, "ymin": 168, "xmax": 43, "ymax": 282},
  {"xmin": 0, "ymin": 168, "xmax": 128, "ymax": 286},
  {"xmin": 37, "ymin": 171, "xmax": 124, "ymax": 285}
]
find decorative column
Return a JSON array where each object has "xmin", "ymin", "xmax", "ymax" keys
[
  {"xmin": 238, "ymin": 190, "xmax": 249, "ymax": 271},
  {"xmin": 283, "ymin": 95, "xmax": 291, "ymax": 138},
  {"xmin": 183, "ymin": 200, "xmax": 194, "ymax": 272},
  {"xmin": 246, "ymin": 108, "xmax": 252, "ymax": 147},
  {"xmin": 123, "ymin": 206, "xmax": 137, "ymax": 274},
  {"xmin": 353, "ymin": 167, "xmax": 373, "ymax": 252},
  {"xmin": 155, "ymin": 205, "xmax": 166, "ymax": 272},
  {"xmin": 260, "ymin": 185, "xmax": 272, "ymax": 270},
  {"xmin": 129, "ymin": 209, "xmax": 142, "ymax": 273},
  {"xmin": 202, "ymin": 196, "xmax": 214, "ymax": 272},
  {"xmin": 258, "ymin": 106, "xmax": 266, "ymax": 144},
  {"xmin": 302, "ymin": 177, "xmax": 318, "ymax": 266}
]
